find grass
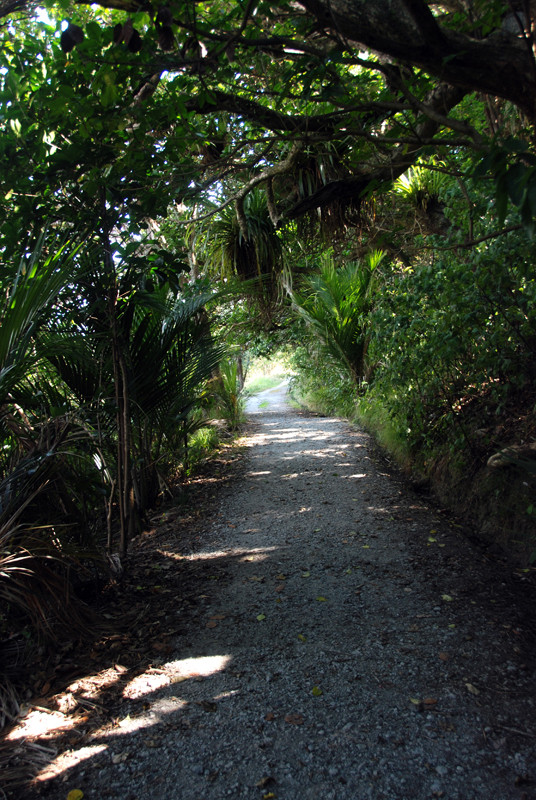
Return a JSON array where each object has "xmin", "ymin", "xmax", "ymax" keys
[
  {"xmin": 244, "ymin": 353, "xmax": 291, "ymax": 396},
  {"xmin": 187, "ymin": 426, "xmax": 221, "ymax": 469},
  {"xmin": 354, "ymin": 391, "xmax": 412, "ymax": 470}
]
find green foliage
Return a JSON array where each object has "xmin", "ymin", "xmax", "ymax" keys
[
  {"xmin": 474, "ymin": 137, "xmax": 536, "ymax": 236},
  {"xmin": 289, "ymin": 342, "xmax": 357, "ymax": 418},
  {"xmin": 289, "ymin": 251, "xmax": 384, "ymax": 385},
  {"xmin": 368, "ymin": 228, "xmax": 536, "ymax": 454},
  {"xmin": 211, "ymin": 358, "xmax": 246, "ymax": 431}
]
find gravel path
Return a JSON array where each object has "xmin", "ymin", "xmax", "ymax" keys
[{"xmin": 34, "ymin": 387, "xmax": 536, "ymax": 800}]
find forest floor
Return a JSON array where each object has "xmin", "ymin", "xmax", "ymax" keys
[{"xmin": 4, "ymin": 384, "xmax": 536, "ymax": 800}]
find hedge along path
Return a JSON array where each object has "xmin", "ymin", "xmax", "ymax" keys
[{"xmin": 29, "ymin": 385, "xmax": 536, "ymax": 799}]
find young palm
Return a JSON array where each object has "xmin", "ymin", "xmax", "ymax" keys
[{"xmin": 289, "ymin": 251, "xmax": 384, "ymax": 385}]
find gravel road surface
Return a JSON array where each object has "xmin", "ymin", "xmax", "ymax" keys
[{"xmin": 32, "ymin": 385, "xmax": 536, "ymax": 799}]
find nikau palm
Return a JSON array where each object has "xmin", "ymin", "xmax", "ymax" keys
[{"xmin": 289, "ymin": 252, "xmax": 383, "ymax": 386}]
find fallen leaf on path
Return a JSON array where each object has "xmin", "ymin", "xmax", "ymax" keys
[
  {"xmin": 441, "ymin": 594, "xmax": 454, "ymax": 602},
  {"xmin": 465, "ymin": 683, "xmax": 480, "ymax": 695},
  {"xmin": 67, "ymin": 791, "xmax": 84, "ymax": 800},
  {"xmin": 257, "ymin": 614, "xmax": 266, "ymax": 621},
  {"xmin": 301, "ymin": 571, "xmax": 311, "ymax": 578},
  {"xmin": 438, "ymin": 652, "xmax": 449, "ymax": 661},
  {"xmin": 297, "ymin": 634, "xmax": 307, "ymax": 642},
  {"xmin": 284, "ymin": 713, "xmax": 304, "ymax": 725},
  {"xmin": 409, "ymin": 698, "xmax": 421, "ymax": 705},
  {"xmin": 111, "ymin": 752, "xmax": 129, "ymax": 764},
  {"xmin": 275, "ymin": 583, "xmax": 285, "ymax": 592},
  {"xmin": 424, "ymin": 697, "xmax": 438, "ymax": 706},
  {"xmin": 206, "ymin": 621, "xmax": 218, "ymax": 628},
  {"xmin": 210, "ymin": 614, "xmax": 226, "ymax": 620},
  {"xmin": 312, "ymin": 686, "xmax": 323, "ymax": 696},
  {"xmin": 264, "ymin": 713, "xmax": 275, "ymax": 722},
  {"xmin": 316, "ymin": 596, "xmax": 327, "ymax": 602},
  {"xmin": 276, "ymin": 573, "xmax": 286, "ymax": 580}
]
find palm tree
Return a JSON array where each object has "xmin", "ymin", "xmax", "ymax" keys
[
  {"xmin": 0, "ymin": 234, "xmax": 95, "ymax": 641},
  {"xmin": 288, "ymin": 251, "xmax": 384, "ymax": 386}
]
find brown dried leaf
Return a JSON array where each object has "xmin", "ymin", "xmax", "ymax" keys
[{"xmin": 284, "ymin": 713, "xmax": 304, "ymax": 725}]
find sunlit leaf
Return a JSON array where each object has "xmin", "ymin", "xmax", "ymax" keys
[{"xmin": 67, "ymin": 791, "xmax": 84, "ymax": 800}]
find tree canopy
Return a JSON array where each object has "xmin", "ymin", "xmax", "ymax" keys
[{"xmin": 3, "ymin": 0, "xmax": 536, "ymax": 245}]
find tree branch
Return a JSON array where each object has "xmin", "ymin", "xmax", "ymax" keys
[{"xmin": 285, "ymin": 82, "xmax": 466, "ymax": 218}]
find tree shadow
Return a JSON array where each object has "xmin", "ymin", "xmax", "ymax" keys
[{"xmin": 4, "ymin": 539, "xmax": 279, "ymax": 798}]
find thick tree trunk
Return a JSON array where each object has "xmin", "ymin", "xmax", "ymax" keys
[{"xmin": 298, "ymin": 0, "xmax": 536, "ymax": 120}]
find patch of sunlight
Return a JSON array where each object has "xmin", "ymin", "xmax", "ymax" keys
[
  {"xmin": 213, "ymin": 689, "xmax": 239, "ymax": 701},
  {"xmin": 239, "ymin": 547, "xmax": 277, "ymax": 562},
  {"xmin": 7, "ymin": 706, "xmax": 76, "ymax": 740},
  {"xmin": 157, "ymin": 550, "xmax": 183, "ymax": 561},
  {"xmin": 7, "ymin": 667, "xmax": 124, "ymax": 742},
  {"xmin": 36, "ymin": 745, "xmax": 108, "ymax": 783},
  {"xmin": 346, "ymin": 473, "xmax": 368, "ymax": 479},
  {"xmin": 186, "ymin": 546, "xmax": 277, "ymax": 562},
  {"xmin": 164, "ymin": 654, "xmax": 232, "ymax": 678},
  {"xmin": 123, "ymin": 654, "xmax": 232, "ymax": 700},
  {"xmin": 248, "ymin": 470, "xmax": 272, "ymax": 476}
]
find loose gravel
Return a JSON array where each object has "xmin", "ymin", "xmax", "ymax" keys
[{"xmin": 34, "ymin": 385, "xmax": 536, "ymax": 800}]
